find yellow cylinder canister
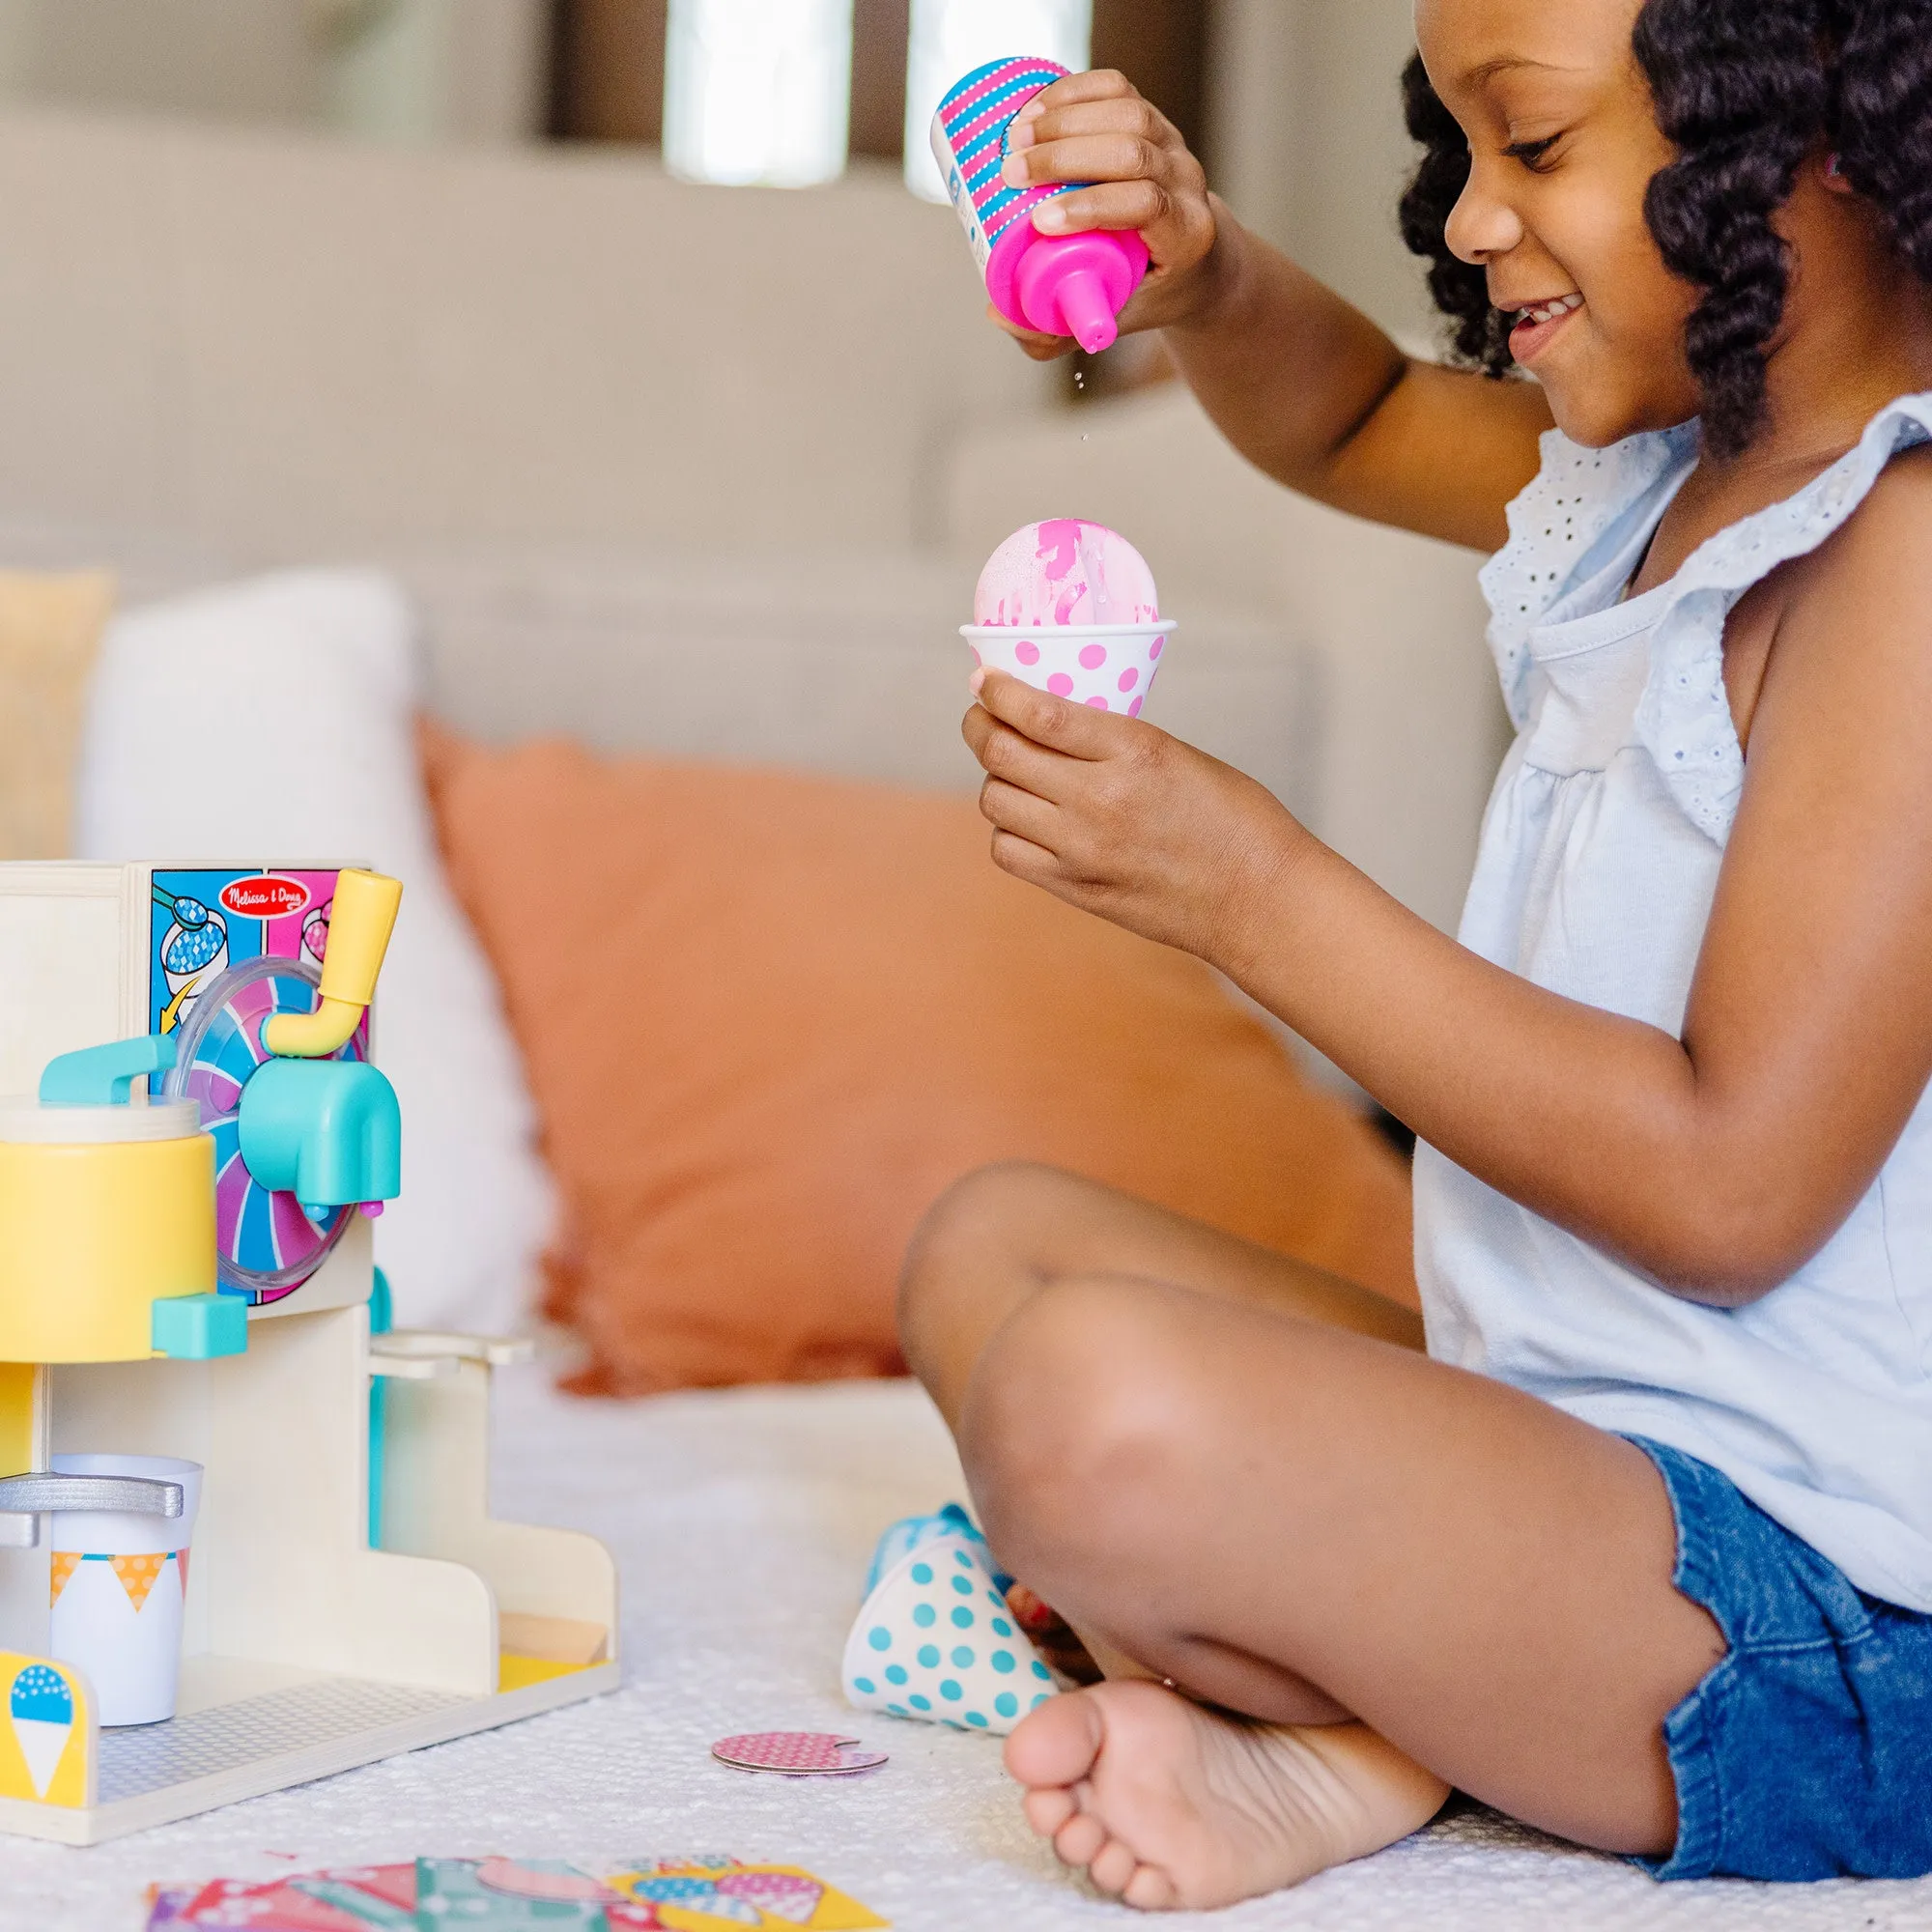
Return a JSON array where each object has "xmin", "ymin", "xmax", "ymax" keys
[{"xmin": 0, "ymin": 1099, "xmax": 215, "ymax": 1363}]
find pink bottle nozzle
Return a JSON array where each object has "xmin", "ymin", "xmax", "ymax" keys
[
  {"xmin": 1053, "ymin": 269, "xmax": 1122, "ymax": 355},
  {"xmin": 1011, "ymin": 228, "xmax": 1150, "ymax": 356}
]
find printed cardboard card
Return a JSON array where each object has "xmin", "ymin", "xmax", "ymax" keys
[
  {"xmin": 291, "ymin": 1875, "xmax": 419, "ymax": 1929},
  {"xmin": 604, "ymin": 1864, "xmax": 888, "ymax": 1930},
  {"xmin": 156, "ymin": 1868, "xmax": 415, "ymax": 1931},
  {"xmin": 149, "ymin": 1858, "xmax": 886, "ymax": 1931},
  {"xmin": 415, "ymin": 1860, "xmax": 640, "ymax": 1925},
  {"xmin": 175, "ymin": 1877, "xmax": 379, "ymax": 1931},
  {"xmin": 301, "ymin": 1869, "xmax": 419, "ymax": 1917}
]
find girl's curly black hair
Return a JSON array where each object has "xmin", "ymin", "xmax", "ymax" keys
[{"xmin": 1398, "ymin": 0, "xmax": 1932, "ymax": 456}]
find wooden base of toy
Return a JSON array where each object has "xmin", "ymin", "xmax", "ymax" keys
[
  {"xmin": 0, "ymin": 1221, "xmax": 621, "ymax": 1846},
  {"xmin": 0, "ymin": 1650, "xmax": 618, "ymax": 1846},
  {"xmin": 0, "ymin": 864, "xmax": 624, "ymax": 1847}
]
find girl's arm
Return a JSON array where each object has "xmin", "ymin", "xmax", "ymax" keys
[
  {"xmin": 963, "ymin": 453, "xmax": 1932, "ymax": 1304},
  {"xmin": 998, "ymin": 70, "xmax": 1553, "ymax": 553}
]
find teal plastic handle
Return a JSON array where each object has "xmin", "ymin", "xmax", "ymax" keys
[
  {"xmin": 40, "ymin": 1035, "xmax": 179, "ymax": 1106},
  {"xmin": 236, "ymin": 1058, "xmax": 402, "ymax": 1213}
]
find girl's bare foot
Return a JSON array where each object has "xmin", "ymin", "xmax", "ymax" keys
[{"xmin": 1005, "ymin": 1680, "xmax": 1449, "ymax": 1911}]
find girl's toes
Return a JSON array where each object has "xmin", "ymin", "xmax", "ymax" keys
[
  {"xmin": 1022, "ymin": 1784, "xmax": 1078, "ymax": 1839},
  {"xmin": 1086, "ymin": 1836, "xmax": 1140, "ymax": 1896},
  {"xmin": 1122, "ymin": 1863, "xmax": 1179, "ymax": 1911},
  {"xmin": 1053, "ymin": 1810, "xmax": 1110, "ymax": 1869},
  {"xmin": 1006, "ymin": 1691, "xmax": 1107, "ymax": 1790}
]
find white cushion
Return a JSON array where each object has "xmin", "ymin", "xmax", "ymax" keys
[{"xmin": 75, "ymin": 568, "xmax": 556, "ymax": 1333}]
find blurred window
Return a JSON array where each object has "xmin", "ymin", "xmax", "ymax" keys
[
  {"xmin": 902, "ymin": 0, "xmax": 1092, "ymax": 200},
  {"xmin": 663, "ymin": 0, "xmax": 855, "ymax": 185},
  {"xmin": 550, "ymin": 0, "xmax": 1205, "ymax": 199}
]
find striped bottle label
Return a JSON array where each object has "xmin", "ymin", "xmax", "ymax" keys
[{"xmin": 931, "ymin": 56, "xmax": 1073, "ymax": 273}]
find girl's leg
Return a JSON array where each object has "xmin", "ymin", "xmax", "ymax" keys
[
  {"xmin": 897, "ymin": 1165, "xmax": 1724, "ymax": 1910},
  {"xmin": 899, "ymin": 1161, "xmax": 1428, "ymax": 1421},
  {"xmin": 900, "ymin": 1160, "xmax": 1427, "ymax": 1716}
]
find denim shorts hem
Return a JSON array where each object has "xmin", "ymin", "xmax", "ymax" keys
[
  {"xmin": 1627, "ymin": 1436, "xmax": 1728, "ymax": 1881},
  {"xmin": 1622, "ymin": 1433, "xmax": 1932, "ymax": 1883}
]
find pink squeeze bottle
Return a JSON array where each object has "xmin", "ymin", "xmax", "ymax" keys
[{"xmin": 931, "ymin": 57, "xmax": 1150, "ymax": 355}]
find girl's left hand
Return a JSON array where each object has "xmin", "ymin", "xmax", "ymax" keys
[{"xmin": 964, "ymin": 669, "xmax": 1305, "ymax": 963}]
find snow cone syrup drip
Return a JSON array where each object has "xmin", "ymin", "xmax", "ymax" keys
[{"xmin": 932, "ymin": 56, "xmax": 1150, "ymax": 355}]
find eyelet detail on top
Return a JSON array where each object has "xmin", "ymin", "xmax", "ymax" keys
[
  {"xmin": 1481, "ymin": 425, "xmax": 1696, "ymax": 728},
  {"xmin": 1479, "ymin": 397, "xmax": 1932, "ymax": 845}
]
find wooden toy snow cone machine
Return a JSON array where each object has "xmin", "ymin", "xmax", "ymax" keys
[{"xmin": 0, "ymin": 862, "xmax": 616, "ymax": 1844}]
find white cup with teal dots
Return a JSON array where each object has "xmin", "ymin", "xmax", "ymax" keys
[{"xmin": 841, "ymin": 1531, "xmax": 1059, "ymax": 1737}]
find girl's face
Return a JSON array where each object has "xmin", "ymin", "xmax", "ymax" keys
[{"xmin": 1415, "ymin": 0, "xmax": 1701, "ymax": 446}]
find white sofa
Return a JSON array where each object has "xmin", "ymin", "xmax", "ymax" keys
[{"xmin": 0, "ymin": 103, "xmax": 1502, "ymax": 938}]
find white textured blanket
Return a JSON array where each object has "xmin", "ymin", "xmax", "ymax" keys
[{"xmin": 6, "ymin": 1374, "xmax": 1926, "ymax": 1929}]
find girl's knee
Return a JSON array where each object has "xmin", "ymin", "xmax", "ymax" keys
[
  {"xmin": 961, "ymin": 1275, "xmax": 1213, "ymax": 1579},
  {"xmin": 896, "ymin": 1160, "xmax": 1072, "ymax": 1371}
]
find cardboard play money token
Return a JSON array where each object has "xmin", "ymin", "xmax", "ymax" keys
[{"xmin": 710, "ymin": 1732, "xmax": 889, "ymax": 1776}]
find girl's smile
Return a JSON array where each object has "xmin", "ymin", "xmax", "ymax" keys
[{"xmin": 1504, "ymin": 292, "xmax": 1585, "ymax": 365}]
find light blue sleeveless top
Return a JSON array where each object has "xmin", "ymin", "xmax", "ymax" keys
[{"xmin": 1416, "ymin": 393, "xmax": 1932, "ymax": 1612}]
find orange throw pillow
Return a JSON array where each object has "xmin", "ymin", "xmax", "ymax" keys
[{"xmin": 423, "ymin": 726, "xmax": 1416, "ymax": 1394}]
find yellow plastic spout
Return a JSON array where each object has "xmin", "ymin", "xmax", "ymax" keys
[{"xmin": 263, "ymin": 869, "xmax": 404, "ymax": 1058}]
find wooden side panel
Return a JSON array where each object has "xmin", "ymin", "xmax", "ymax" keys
[
  {"xmin": 203, "ymin": 1305, "xmax": 497, "ymax": 1695},
  {"xmin": 0, "ymin": 863, "xmax": 142, "ymax": 1096},
  {"xmin": 382, "ymin": 1360, "xmax": 618, "ymax": 1644}
]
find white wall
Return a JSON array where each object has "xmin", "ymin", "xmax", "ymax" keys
[
  {"xmin": 0, "ymin": 109, "xmax": 1047, "ymax": 555},
  {"xmin": 0, "ymin": 0, "xmax": 548, "ymax": 144},
  {"xmin": 1209, "ymin": 0, "xmax": 1435, "ymax": 346}
]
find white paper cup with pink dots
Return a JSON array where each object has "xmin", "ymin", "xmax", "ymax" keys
[{"xmin": 962, "ymin": 621, "xmax": 1179, "ymax": 718}]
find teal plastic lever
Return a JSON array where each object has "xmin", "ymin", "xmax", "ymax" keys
[
  {"xmin": 152, "ymin": 1293, "xmax": 248, "ymax": 1360},
  {"xmin": 237, "ymin": 1058, "xmax": 402, "ymax": 1219},
  {"xmin": 40, "ymin": 1035, "xmax": 179, "ymax": 1106}
]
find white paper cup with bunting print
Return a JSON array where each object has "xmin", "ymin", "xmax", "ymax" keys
[{"xmin": 48, "ymin": 1453, "xmax": 201, "ymax": 1727}]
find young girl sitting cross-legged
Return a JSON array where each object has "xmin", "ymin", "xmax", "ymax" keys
[{"xmin": 897, "ymin": 0, "xmax": 1932, "ymax": 1907}]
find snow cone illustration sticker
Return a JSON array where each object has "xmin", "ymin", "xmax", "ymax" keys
[
  {"xmin": 6, "ymin": 1661, "xmax": 81, "ymax": 1804},
  {"xmin": 153, "ymin": 884, "xmax": 230, "ymax": 1035}
]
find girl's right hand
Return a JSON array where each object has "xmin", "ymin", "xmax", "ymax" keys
[{"xmin": 991, "ymin": 69, "xmax": 1227, "ymax": 359}]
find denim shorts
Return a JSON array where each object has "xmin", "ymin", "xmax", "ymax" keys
[{"xmin": 1631, "ymin": 1436, "xmax": 1932, "ymax": 1881}]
